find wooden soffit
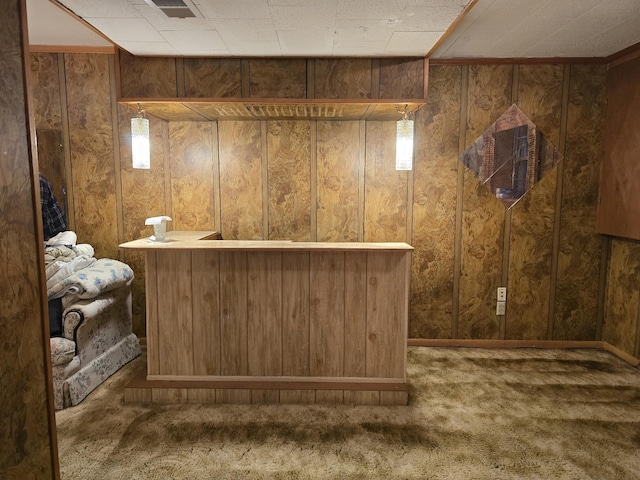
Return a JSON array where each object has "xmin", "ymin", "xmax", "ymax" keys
[{"xmin": 119, "ymin": 98, "xmax": 426, "ymax": 122}]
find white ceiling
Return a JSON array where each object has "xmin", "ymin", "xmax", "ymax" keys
[{"xmin": 27, "ymin": 0, "xmax": 640, "ymax": 59}]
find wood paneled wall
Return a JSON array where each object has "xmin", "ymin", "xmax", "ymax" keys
[
  {"xmin": 31, "ymin": 52, "xmax": 613, "ymax": 347},
  {"xmin": 1, "ymin": 0, "xmax": 57, "ymax": 478}
]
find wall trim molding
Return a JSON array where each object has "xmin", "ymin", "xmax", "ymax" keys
[
  {"xmin": 407, "ymin": 338, "xmax": 640, "ymax": 367},
  {"xmin": 29, "ymin": 45, "xmax": 114, "ymax": 54}
]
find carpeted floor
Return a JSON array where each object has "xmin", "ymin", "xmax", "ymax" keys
[{"xmin": 55, "ymin": 347, "xmax": 640, "ymax": 479}]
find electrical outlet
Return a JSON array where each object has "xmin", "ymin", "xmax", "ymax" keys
[
  {"xmin": 497, "ymin": 287, "xmax": 507, "ymax": 301},
  {"xmin": 496, "ymin": 301, "xmax": 506, "ymax": 315}
]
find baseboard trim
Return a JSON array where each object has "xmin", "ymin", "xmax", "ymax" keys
[
  {"xmin": 603, "ymin": 342, "xmax": 640, "ymax": 367},
  {"xmin": 407, "ymin": 338, "xmax": 640, "ymax": 367},
  {"xmin": 407, "ymin": 339, "xmax": 604, "ymax": 349}
]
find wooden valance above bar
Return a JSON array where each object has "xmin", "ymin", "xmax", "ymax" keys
[{"xmin": 118, "ymin": 98, "xmax": 426, "ymax": 121}]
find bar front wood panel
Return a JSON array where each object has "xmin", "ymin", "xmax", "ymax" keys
[
  {"xmin": 157, "ymin": 250, "xmax": 194, "ymax": 376},
  {"xmin": 220, "ymin": 251, "xmax": 249, "ymax": 375},
  {"xmin": 310, "ymin": 251, "xmax": 346, "ymax": 377},
  {"xmin": 135, "ymin": 240, "xmax": 411, "ymax": 404},
  {"xmin": 192, "ymin": 251, "xmax": 221, "ymax": 375}
]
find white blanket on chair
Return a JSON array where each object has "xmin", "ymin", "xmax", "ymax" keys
[{"xmin": 47, "ymin": 258, "xmax": 134, "ymax": 301}]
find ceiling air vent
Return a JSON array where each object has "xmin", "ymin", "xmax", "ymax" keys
[{"xmin": 144, "ymin": 0, "xmax": 203, "ymax": 18}]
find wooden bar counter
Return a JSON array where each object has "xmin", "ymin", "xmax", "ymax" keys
[{"xmin": 120, "ymin": 231, "xmax": 413, "ymax": 405}]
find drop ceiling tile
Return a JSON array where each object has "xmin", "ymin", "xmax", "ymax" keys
[
  {"xmin": 160, "ymin": 30, "xmax": 229, "ymax": 55},
  {"xmin": 117, "ymin": 41, "xmax": 179, "ymax": 56},
  {"xmin": 332, "ymin": 40, "xmax": 390, "ymax": 56},
  {"xmin": 87, "ymin": 18, "xmax": 165, "ymax": 43},
  {"xmin": 194, "ymin": 0, "xmax": 271, "ymax": 19},
  {"xmin": 407, "ymin": 0, "xmax": 467, "ymax": 6},
  {"xmin": 213, "ymin": 18, "xmax": 278, "ymax": 42},
  {"xmin": 334, "ymin": 19, "xmax": 396, "ymax": 43},
  {"xmin": 267, "ymin": 0, "xmax": 319, "ymax": 5},
  {"xmin": 337, "ymin": 0, "xmax": 408, "ymax": 20},
  {"xmin": 385, "ymin": 31, "xmax": 442, "ymax": 55},
  {"xmin": 229, "ymin": 41, "xmax": 282, "ymax": 56},
  {"xmin": 269, "ymin": 5, "xmax": 337, "ymax": 30},
  {"xmin": 400, "ymin": 6, "xmax": 465, "ymax": 30},
  {"xmin": 28, "ymin": 0, "xmax": 113, "ymax": 46},
  {"xmin": 56, "ymin": 0, "xmax": 139, "ymax": 17},
  {"xmin": 277, "ymin": 30, "xmax": 334, "ymax": 56}
]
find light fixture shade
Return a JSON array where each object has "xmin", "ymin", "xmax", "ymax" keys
[
  {"xmin": 131, "ymin": 116, "xmax": 150, "ymax": 169},
  {"xmin": 396, "ymin": 118, "xmax": 414, "ymax": 171}
]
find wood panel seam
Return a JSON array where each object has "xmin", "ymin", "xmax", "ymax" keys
[{"xmin": 547, "ymin": 64, "xmax": 571, "ymax": 340}]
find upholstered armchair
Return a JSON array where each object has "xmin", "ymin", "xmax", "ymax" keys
[{"xmin": 48, "ymin": 258, "xmax": 141, "ymax": 410}]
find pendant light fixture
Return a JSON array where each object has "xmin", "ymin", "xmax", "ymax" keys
[
  {"xmin": 131, "ymin": 104, "xmax": 150, "ymax": 169},
  {"xmin": 396, "ymin": 104, "xmax": 414, "ymax": 171}
]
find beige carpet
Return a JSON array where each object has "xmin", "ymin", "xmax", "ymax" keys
[{"xmin": 55, "ymin": 347, "xmax": 640, "ymax": 479}]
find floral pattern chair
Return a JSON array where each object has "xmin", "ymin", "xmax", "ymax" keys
[{"xmin": 49, "ymin": 259, "xmax": 141, "ymax": 410}]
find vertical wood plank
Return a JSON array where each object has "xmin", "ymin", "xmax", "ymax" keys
[
  {"xmin": 603, "ymin": 239, "xmax": 640, "ymax": 357},
  {"xmin": 316, "ymin": 121, "xmax": 360, "ymax": 242},
  {"xmin": 344, "ymin": 391, "xmax": 379, "ymax": 405},
  {"xmin": 220, "ymin": 251, "xmax": 248, "ymax": 375},
  {"xmin": 156, "ymin": 251, "xmax": 194, "ymax": 376},
  {"xmin": 217, "ymin": 389, "xmax": 251, "ymax": 404},
  {"xmin": 366, "ymin": 252, "xmax": 406, "ymax": 379},
  {"xmin": 183, "ymin": 58, "xmax": 242, "ymax": 98},
  {"xmin": 310, "ymin": 252, "xmax": 345, "ymax": 376},
  {"xmin": 118, "ymin": 51, "xmax": 177, "ymax": 97},
  {"xmin": 282, "ymin": 252, "xmax": 311, "ymax": 376},
  {"xmin": 315, "ymin": 390, "xmax": 344, "ymax": 404},
  {"xmin": 169, "ymin": 121, "xmax": 215, "ymax": 231},
  {"xmin": 280, "ymin": 390, "xmax": 315, "ymax": 404},
  {"xmin": 506, "ymin": 64, "xmax": 564, "ymax": 340},
  {"xmin": 64, "ymin": 53, "xmax": 118, "ymax": 259},
  {"xmin": 251, "ymin": 390, "xmax": 280, "ymax": 404},
  {"xmin": 411, "ymin": 65, "xmax": 461, "ymax": 338},
  {"xmin": 380, "ymin": 391, "xmax": 408, "ymax": 406},
  {"xmin": 247, "ymin": 251, "xmax": 282, "ymax": 376},
  {"xmin": 192, "ymin": 251, "xmax": 221, "ymax": 376},
  {"xmin": 310, "ymin": 122, "xmax": 318, "ymax": 241},
  {"xmin": 219, "ymin": 121, "xmax": 263, "ymax": 239},
  {"xmin": 458, "ymin": 64, "xmax": 513, "ymax": 339},
  {"xmin": 249, "ymin": 59, "xmax": 307, "ymax": 98},
  {"xmin": 364, "ymin": 121, "xmax": 408, "ymax": 242},
  {"xmin": 187, "ymin": 389, "xmax": 217, "ymax": 403},
  {"xmin": 554, "ymin": 64, "xmax": 607, "ymax": 340},
  {"xmin": 145, "ymin": 252, "xmax": 160, "ymax": 375},
  {"xmin": 344, "ymin": 252, "xmax": 367, "ymax": 377},
  {"xmin": 379, "ymin": 58, "xmax": 424, "ymax": 99},
  {"xmin": 357, "ymin": 120, "xmax": 366, "ymax": 241},
  {"xmin": 267, "ymin": 120, "xmax": 312, "ymax": 241},
  {"xmin": 1, "ymin": 4, "xmax": 56, "ymax": 473},
  {"xmin": 30, "ymin": 53, "xmax": 67, "ymax": 213},
  {"xmin": 314, "ymin": 58, "xmax": 372, "ymax": 99}
]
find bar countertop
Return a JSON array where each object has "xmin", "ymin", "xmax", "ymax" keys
[{"xmin": 119, "ymin": 230, "xmax": 414, "ymax": 252}]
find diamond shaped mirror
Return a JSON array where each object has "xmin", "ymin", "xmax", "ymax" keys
[{"xmin": 461, "ymin": 104, "xmax": 563, "ymax": 208}]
